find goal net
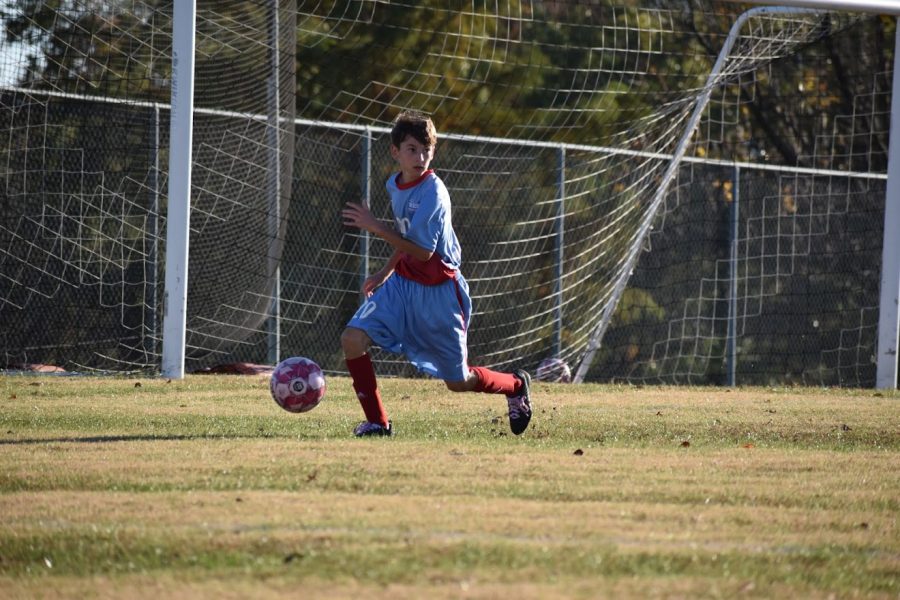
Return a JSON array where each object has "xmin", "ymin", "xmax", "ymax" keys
[{"xmin": 0, "ymin": 1, "xmax": 894, "ymax": 386}]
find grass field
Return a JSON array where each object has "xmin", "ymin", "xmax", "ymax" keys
[{"xmin": 1, "ymin": 374, "xmax": 898, "ymax": 599}]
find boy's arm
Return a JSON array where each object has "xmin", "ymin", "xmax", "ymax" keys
[
  {"xmin": 362, "ymin": 250, "xmax": 402, "ymax": 296},
  {"xmin": 342, "ymin": 201, "xmax": 433, "ymax": 262},
  {"xmin": 373, "ymin": 250, "xmax": 402, "ymax": 280}
]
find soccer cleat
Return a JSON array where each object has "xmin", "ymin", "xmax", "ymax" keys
[
  {"xmin": 506, "ymin": 370, "xmax": 532, "ymax": 435},
  {"xmin": 353, "ymin": 420, "xmax": 393, "ymax": 437}
]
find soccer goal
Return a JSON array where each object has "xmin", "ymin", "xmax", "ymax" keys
[{"xmin": 0, "ymin": 1, "xmax": 897, "ymax": 388}]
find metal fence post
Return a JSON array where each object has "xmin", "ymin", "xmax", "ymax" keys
[
  {"xmin": 555, "ymin": 146, "xmax": 565, "ymax": 357},
  {"xmin": 361, "ymin": 127, "xmax": 372, "ymax": 292},
  {"xmin": 726, "ymin": 164, "xmax": 739, "ymax": 386},
  {"xmin": 148, "ymin": 105, "xmax": 160, "ymax": 362}
]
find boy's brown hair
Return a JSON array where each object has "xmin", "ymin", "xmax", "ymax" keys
[{"xmin": 391, "ymin": 111, "xmax": 437, "ymax": 149}]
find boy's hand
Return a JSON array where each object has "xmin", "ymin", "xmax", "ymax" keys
[
  {"xmin": 363, "ymin": 269, "xmax": 392, "ymax": 297},
  {"xmin": 342, "ymin": 201, "xmax": 433, "ymax": 263},
  {"xmin": 342, "ymin": 202, "xmax": 383, "ymax": 235}
]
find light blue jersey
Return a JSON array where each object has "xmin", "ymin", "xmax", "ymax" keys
[
  {"xmin": 347, "ymin": 170, "xmax": 472, "ymax": 381},
  {"xmin": 388, "ymin": 170, "xmax": 461, "ymax": 270}
]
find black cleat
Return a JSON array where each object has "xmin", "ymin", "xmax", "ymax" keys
[
  {"xmin": 353, "ymin": 420, "xmax": 393, "ymax": 437},
  {"xmin": 506, "ymin": 370, "xmax": 532, "ymax": 435}
]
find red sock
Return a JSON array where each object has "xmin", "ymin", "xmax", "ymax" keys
[
  {"xmin": 346, "ymin": 354, "xmax": 388, "ymax": 426},
  {"xmin": 469, "ymin": 366, "xmax": 521, "ymax": 395}
]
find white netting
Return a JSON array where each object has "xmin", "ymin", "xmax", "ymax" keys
[{"xmin": 0, "ymin": 1, "xmax": 893, "ymax": 386}]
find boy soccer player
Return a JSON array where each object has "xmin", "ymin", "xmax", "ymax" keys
[{"xmin": 341, "ymin": 111, "xmax": 532, "ymax": 437}]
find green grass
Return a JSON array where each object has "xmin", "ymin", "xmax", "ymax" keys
[{"xmin": 1, "ymin": 375, "xmax": 898, "ymax": 599}]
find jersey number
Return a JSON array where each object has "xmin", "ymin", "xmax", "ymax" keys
[{"xmin": 354, "ymin": 299, "xmax": 378, "ymax": 320}]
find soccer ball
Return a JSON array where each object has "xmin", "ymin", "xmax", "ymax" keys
[
  {"xmin": 535, "ymin": 357, "xmax": 572, "ymax": 383},
  {"xmin": 270, "ymin": 356, "xmax": 326, "ymax": 413}
]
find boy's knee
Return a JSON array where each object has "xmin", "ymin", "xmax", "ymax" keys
[
  {"xmin": 341, "ymin": 327, "xmax": 370, "ymax": 358},
  {"xmin": 445, "ymin": 370, "xmax": 478, "ymax": 393},
  {"xmin": 445, "ymin": 379, "xmax": 469, "ymax": 393}
]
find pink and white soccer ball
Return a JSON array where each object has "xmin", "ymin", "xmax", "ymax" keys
[
  {"xmin": 535, "ymin": 357, "xmax": 572, "ymax": 383},
  {"xmin": 270, "ymin": 356, "xmax": 326, "ymax": 413}
]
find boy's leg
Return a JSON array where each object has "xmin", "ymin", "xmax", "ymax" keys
[
  {"xmin": 342, "ymin": 327, "xmax": 389, "ymax": 429},
  {"xmin": 455, "ymin": 366, "xmax": 532, "ymax": 435},
  {"xmin": 467, "ymin": 366, "xmax": 522, "ymax": 395}
]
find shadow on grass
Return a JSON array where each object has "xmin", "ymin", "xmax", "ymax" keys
[{"xmin": 0, "ymin": 434, "xmax": 265, "ymax": 445}]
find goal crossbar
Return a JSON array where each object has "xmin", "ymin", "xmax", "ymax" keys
[{"xmin": 722, "ymin": 0, "xmax": 900, "ymax": 15}]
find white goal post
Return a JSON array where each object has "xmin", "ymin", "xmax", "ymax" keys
[
  {"xmin": 882, "ymin": 23, "xmax": 900, "ymax": 389},
  {"xmin": 160, "ymin": 0, "xmax": 197, "ymax": 380}
]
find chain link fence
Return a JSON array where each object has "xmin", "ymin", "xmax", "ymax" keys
[{"xmin": 0, "ymin": 92, "xmax": 890, "ymax": 385}]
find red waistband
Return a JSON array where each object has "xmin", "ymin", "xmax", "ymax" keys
[{"xmin": 395, "ymin": 252, "xmax": 457, "ymax": 285}]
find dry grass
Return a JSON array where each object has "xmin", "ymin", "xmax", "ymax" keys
[{"xmin": 0, "ymin": 374, "xmax": 898, "ymax": 599}]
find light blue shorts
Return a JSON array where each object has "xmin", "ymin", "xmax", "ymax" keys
[{"xmin": 347, "ymin": 273, "xmax": 472, "ymax": 382}]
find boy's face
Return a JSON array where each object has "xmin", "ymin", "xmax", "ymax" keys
[{"xmin": 390, "ymin": 134, "xmax": 434, "ymax": 183}]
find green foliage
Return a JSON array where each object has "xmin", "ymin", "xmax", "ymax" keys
[
  {"xmin": 4, "ymin": 2, "xmax": 892, "ymax": 160},
  {"xmin": 2, "ymin": 0, "xmax": 168, "ymax": 98}
]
